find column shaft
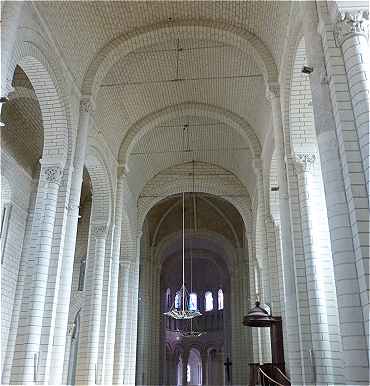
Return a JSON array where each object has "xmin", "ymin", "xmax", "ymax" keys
[
  {"xmin": 112, "ymin": 260, "xmax": 131, "ymax": 384},
  {"xmin": 202, "ymin": 355, "xmax": 208, "ymax": 385},
  {"xmin": 267, "ymin": 87, "xmax": 306, "ymax": 382},
  {"xmin": 76, "ymin": 224, "xmax": 107, "ymax": 385},
  {"xmin": 336, "ymin": 11, "xmax": 370, "ymax": 192},
  {"xmin": 303, "ymin": 4, "xmax": 369, "ymax": 382},
  {"xmin": 14, "ymin": 164, "xmax": 63, "ymax": 384},
  {"xmin": 295, "ymin": 158, "xmax": 338, "ymax": 384},
  {"xmin": 102, "ymin": 174, "xmax": 125, "ymax": 384},
  {"xmin": 182, "ymin": 354, "xmax": 188, "ymax": 386},
  {"xmin": 48, "ymin": 98, "xmax": 93, "ymax": 384}
]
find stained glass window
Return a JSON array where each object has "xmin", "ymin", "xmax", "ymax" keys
[
  {"xmin": 189, "ymin": 292, "xmax": 197, "ymax": 311},
  {"xmin": 218, "ymin": 289, "xmax": 224, "ymax": 310},
  {"xmin": 205, "ymin": 291, "xmax": 213, "ymax": 311}
]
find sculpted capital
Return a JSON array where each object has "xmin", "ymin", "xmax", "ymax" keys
[
  {"xmin": 335, "ymin": 10, "xmax": 369, "ymax": 46},
  {"xmin": 44, "ymin": 165, "xmax": 63, "ymax": 185},
  {"xmin": 295, "ymin": 152, "xmax": 316, "ymax": 172},
  {"xmin": 79, "ymin": 97, "xmax": 94, "ymax": 114},
  {"xmin": 92, "ymin": 224, "xmax": 108, "ymax": 238},
  {"xmin": 265, "ymin": 82, "xmax": 280, "ymax": 102}
]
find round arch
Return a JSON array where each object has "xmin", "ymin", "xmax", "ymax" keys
[
  {"xmin": 150, "ymin": 195, "xmax": 242, "ymax": 250},
  {"xmin": 119, "ymin": 102, "xmax": 261, "ymax": 168},
  {"xmin": 81, "ymin": 19, "xmax": 278, "ymax": 99},
  {"xmin": 155, "ymin": 229, "xmax": 238, "ymax": 275},
  {"xmin": 85, "ymin": 145, "xmax": 113, "ymax": 227},
  {"xmin": 5, "ymin": 40, "xmax": 71, "ymax": 166},
  {"xmin": 138, "ymin": 162, "xmax": 252, "ymax": 234}
]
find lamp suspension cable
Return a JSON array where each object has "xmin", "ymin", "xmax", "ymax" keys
[
  {"xmin": 182, "ymin": 191, "xmax": 185, "ymax": 313},
  {"xmin": 163, "ymin": 124, "xmax": 201, "ymax": 321}
]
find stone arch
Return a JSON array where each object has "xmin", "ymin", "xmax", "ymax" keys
[
  {"xmin": 5, "ymin": 40, "xmax": 70, "ymax": 166},
  {"xmin": 138, "ymin": 162, "xmax": 252, "ymax": 232},
  {"xmin": 81, "ymin": 19, "xmax": 278, "ymax": 99},
  {"xmin": 278, "ymin": 14, "xmax": 305, "ymax": 157},
  {"xmin": 85, "ymin": 146, "xmax": 113, "ymax": 227},
  {"xmin": 154, "ymin": 229, "xmax": 238, "ymax": 274},
  {"xmin": 150, "ymin": 196, "xmax": 241, "ymax": 250},
  {"xmin": 119, "ymin": 102, "xmax": 261, "ymax": 168}
]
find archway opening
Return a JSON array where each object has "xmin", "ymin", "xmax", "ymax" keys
[
  {"xmin": 137, "ymin": 190, "xmax": 249, "ymax": 385},
  {"xmin": 187, "ymin": 348, "xmax": 202, "ymax": 386}
]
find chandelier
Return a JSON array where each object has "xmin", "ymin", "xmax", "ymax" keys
[{"xmin": 163, "ymin": 191, "xmax": 202, "ymax": 320}]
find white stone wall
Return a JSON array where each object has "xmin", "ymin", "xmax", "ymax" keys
[
  {"xmin": 1, "ymin": 150, "xmax": 33, "ymax": 379},
  {"xmin": 1, "ymin": 1, "xmax": 369, "ymax": 385}
]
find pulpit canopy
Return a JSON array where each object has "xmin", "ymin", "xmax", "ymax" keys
[{"xmin": 243, "ymin": 301, "xmax": 273, "ymax": 327}]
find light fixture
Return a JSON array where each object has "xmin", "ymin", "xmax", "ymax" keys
[
  {"xmin": 163, "ymin": 192, "xmax": 202, "ymax": 320},
  {"xmin": 176, "ymin": 162, "xmax": 205, "ymax": 337}
]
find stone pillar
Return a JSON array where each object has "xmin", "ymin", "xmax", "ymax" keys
[
  {"xmin": 303, "ymin": 4, "xmax": 369, "ymax": 383},
  {"xmin": 49, "ymin": 97, "xmax": 94, "ymax": 384},
  {"xmin": 76, "ymin": 223, "xmax": 108, "ymax": 385},
  {"xmin": 112, "ymin": 260, "xmax": 131, "ymax": 384},
  {"xmin": 215, "ymin": 351, "xmax": 224, "ymax": 385},
  {"xmin": 295, "ymin": 154, "xmax": 338, "ymax": 384},
  {"xmin": 124, "ymin": 235, "xmax": 141, "ymax": 384},
  {"xmin": 335, "ymin": 10, "xmax": 370, "ymax": 192},
  {"xmin": 1, "ymin": 178, "xmax": 38, "ymax": 385},
  {"xmin": 13, "ymin": 163, "xmax": 63, "ymax": 384},
  {"xmin": 102, "ymin": 171, "xmax": 126, "ymax": 384},
  {"xmin": 252, "ymin": 159, "xmax": 272, "ymax": 364},
  {"xmin": 201, "ymin": 352, "xmax": 208, "ymax": 385},
  {"xmin": 182, "ymin": 351, "xmax": 189, "ymax": 386},
  {"xmin": 266, "ymin": 84, "xmax": 304, "ymax": 382},
  {"xmin": 149, "ymin": 262, "xmax": 161, "ymax": 385}
]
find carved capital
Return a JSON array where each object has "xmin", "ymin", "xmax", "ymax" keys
[
  {"xmin": 44, "ymin": 165, "xmax": 63, "ymax": 185},
  {"xmin": 335, "ymin": 10, "xmax": 369, "ymax": 46},
  {"xmin": 67, "ymin": 322, "xmax": 76, "ymax": 336},
  {"xmin": 295, "ymin": 152, "xmax": 316, "ymax": 172},
  {"xmin": 79, "ymin": 97, "xmax": 94, "ymax": 114},
  {"xmin": 92, "ymin": 224, "xmax": 108, "ymax": 238},
  {"xmin": 117, "ymin": 165, "xmax": 128, "ymax": 180},
  {"xmin": 265, "ymin": 82, "xmax": 280, "ymax": 102}
]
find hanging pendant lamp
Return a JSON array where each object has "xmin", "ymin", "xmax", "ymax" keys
[
  {"xmin": 163, "ymin": 192, "xmax": 202, "ymax": 320},
  {"xmin": 180, "ymin": 171, "xmax": 205, "ymax": 336}
]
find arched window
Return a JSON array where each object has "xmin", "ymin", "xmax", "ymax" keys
[
  {"xmin": 205, "ymin": 291, "xmax": 213, "ymax": 311},
  {"xmin": 218, "ymin": 289, "xmax": 224, "ymax": 310},
  {"xmin": 165, "ymin": 288, "xmax": 171, "ymax": 310},
  {"xmin": 189, "ymin": 293, "xmax": 197, "ymax": 311},
  {"xmin": 187, "ymin": 364, "xmax": 191, "ymax": 383},
  {"xmin": 175, "ymin": 291, "xmax": 181, "ymax": 309}
]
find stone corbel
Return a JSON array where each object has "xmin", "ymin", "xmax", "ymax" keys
[{"xmin": 334, "ymin": 10, "xmax": 369, "ymax": 46}]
